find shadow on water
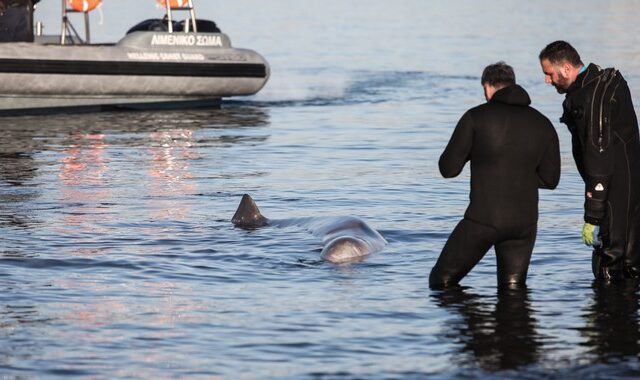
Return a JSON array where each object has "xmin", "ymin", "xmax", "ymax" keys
[{"xmin": 431, "ymin": 286, "xmax": 542, "ymax": 372}]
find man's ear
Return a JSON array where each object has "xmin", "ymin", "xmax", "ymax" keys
[{"xmin": 483, "ymin": 83, "xmax": 494, "ymax": 101}]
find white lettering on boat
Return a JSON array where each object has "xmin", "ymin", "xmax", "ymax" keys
[
  {"xmin": 180, "ymin": 53, "xmax": 206, "ymax": 61},
  {"xmin": 160, "ymin": 53, "xmax": 182, "ymax": 60},
  {"xmin": 126, "ymin": 52, "xmax": 206, "ymax": 61},
  {"xmin": 196, "ymin": 35, "xmax": 223, "ymax": 47},
  {"xmin": 127, "ymin": 52, "xmax": 161, "ymax": 60},
  {"xmin": 150, "ymin": 34, "xmax": 223, "ymax": 47},
  {"xmin": 151, "ymin": 34, "xmax": 196, "ymax": 46}
]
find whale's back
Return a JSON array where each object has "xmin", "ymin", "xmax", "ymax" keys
[
  {"xmin": 320, "ymin": 236, "xmax": 372, "ymax": 263},
  {"xmin": 232, "ymin": 195, "xmax": 387, "ymax": 263}
]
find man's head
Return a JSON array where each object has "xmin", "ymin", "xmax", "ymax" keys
[
  {"xmin": 539, "ymin": 41, "xmax": 584, "ymax": 94},
  {"xmin": 481, "ymin": 62, "xmax": 515, "ymax": 101}
]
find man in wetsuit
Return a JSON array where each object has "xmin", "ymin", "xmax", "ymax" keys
[
  {"xmin": 429, "ymin": 62, "xmax": 560, "ymax": 289},
  {"xmin": 539, "ymin": 41, "xmax": 640, "ymax": 280},
  {"xmin": 0, "ymin": 0, "xmax": 39, "ymax": 42}
]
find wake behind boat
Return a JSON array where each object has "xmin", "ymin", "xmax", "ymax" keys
[{"xmin": 0, "ymin": 0, "xmax": 270, "ymax": 115}]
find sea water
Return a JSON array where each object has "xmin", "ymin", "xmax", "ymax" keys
[{"xmin": 2, "ymin": 0, "xmax": 640, "ymax": 378}]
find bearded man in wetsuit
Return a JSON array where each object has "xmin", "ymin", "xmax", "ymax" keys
[
  {"xmin": 539, "ymin": 41, "xmax": 640, "ymax": 280},
  {"xmin": 429, "ymin": 62, "xmax": 560, "ymax": 289}
]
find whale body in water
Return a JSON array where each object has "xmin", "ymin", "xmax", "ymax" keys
[{"xmin": 231, "ymin": 194, "xmax": 387, "ymax": 263}]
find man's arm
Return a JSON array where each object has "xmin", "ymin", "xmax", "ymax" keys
[
  {"xmin": 561, "ymin": 97, "xmax": 586, "ymax": 180},
  {"xmin": 439, "ymin": 111, "xmax": 474, "ymax": 178},
  {"xmin": 537, "ymin": 124, "xmax": 561, "ymax": 189}
]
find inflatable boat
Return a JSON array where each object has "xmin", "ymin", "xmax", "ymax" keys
[{"xmin": 0, "ymin": 0, "xmax": 270, "ymax": 115}]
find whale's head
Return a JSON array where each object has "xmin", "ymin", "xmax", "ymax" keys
[
  {"xmin": 232, "ymin": 194, "xmax": 268, "ymax": 229},
  {"xmin": 320, "ymin": 236, "xmax": 371, "ymax": 264}
]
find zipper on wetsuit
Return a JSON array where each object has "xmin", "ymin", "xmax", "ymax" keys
[{"xmin": 598, "ymin": 69, "xmax": 616, "ymax": 153}]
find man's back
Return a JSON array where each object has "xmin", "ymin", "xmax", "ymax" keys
[
  {"xmin": 439, "ymin": 84, "xmax": 560, "ymax": 232},
  {"xmin": 431, "ymin": 64, "xmax": 560, "ymax": 289}
]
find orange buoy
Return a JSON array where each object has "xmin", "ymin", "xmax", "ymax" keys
[
  {"xmin": 157, "ymin": 0, "xmax": 190, "ymax": 8},
  {"xmin": 67, "ymin": 0, "xmax": 102, "ymax": 12}
]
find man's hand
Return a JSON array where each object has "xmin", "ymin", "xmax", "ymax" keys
[{"xmin": 582, "ymin": 223, "xmax": 601, "ymax": 247}]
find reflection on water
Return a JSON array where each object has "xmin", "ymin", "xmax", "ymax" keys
[
  {"xmin": 0, "ymin": 127, "xmax": 40, "ymax": 228},
  {"xmin": 59, "ymin": 133, "xmax": 110, "ymax": 186},
  {"xmin": 580, "ymin": 281, "xmax": 640, "ymax": 363},
  {"xmin": 432, "ymin": 286, "xmax": 542, "ymax": 371},
  {"xmin": 0, "ymin": 106, "xmax": 272, "ymax": 376},
  {"xmin": 147, "ymin": 129, "xmax": 198, "ymax": 220},
  {"xmin": 0, "ymin": 152, "xmax": 38, "ymax": 186},
  {"xmin": 58, "ymin": 133, "xmax": 113, "ymax": 242},
  {"xmin": 0, "ymin": 303, "xmax": 47, "ymax": 370},
  {"xmin": 432, "ymin": 283, "xmax": 640, "ymax": 375},
  {"xmin": 0, "ymin": 105, "xmax": 270, "ymax": 229}
]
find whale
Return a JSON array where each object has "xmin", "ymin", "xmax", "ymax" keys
[{"xmin": 231, "ymin": 194, "xmax": 387, "ymax": 263}]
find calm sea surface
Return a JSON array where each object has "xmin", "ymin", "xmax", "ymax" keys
[{"xmin": 2, "ymin": 0, "xmax": 640, "ymax": 378}]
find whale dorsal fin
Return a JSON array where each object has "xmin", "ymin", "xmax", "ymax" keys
[{"xmin": 232, "ymin": 194, "xmax": 268, "ymax": 228}]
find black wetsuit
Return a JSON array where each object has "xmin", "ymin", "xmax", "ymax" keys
[
  {"xmin": 429, "ymin": 84, "xmax": 560, "ymax": 288},
  {"xmin": 0, "ymin": 0, "xmax": 37, "ymax": 43},
  {"xmin": 560, "ymin": 63, "xmax": 640, "ymax": 279}
]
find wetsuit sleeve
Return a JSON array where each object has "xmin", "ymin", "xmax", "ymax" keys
[
  {"xmin": 583, "ymin": 148, "xmax": 614, "ymax": 225},
  {"xmin": 570, "ymin": 133, "xmax": 586, "ymax": 180},
  {"xmin": 561, "ymin": 98, "xmax": 586, "ymax": 180},
  {"xmin": 439, "ymin": 111, "xmax": 474, "ymax": 178},
  {"xmin": 537, "ymin": 126, "xmax": 561, "ymax": 189}
]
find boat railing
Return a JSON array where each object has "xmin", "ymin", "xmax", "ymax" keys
[
  {"xmin": 60, "ymin": 0, "xmax": 96, "ymax": 45},
  {"xmin": 163, "ymin": 0, "xmax": 198, "ymax": 33},
  {"xmin": 58, "ymin": 0, "xmax": 201, "ymax": 46}
]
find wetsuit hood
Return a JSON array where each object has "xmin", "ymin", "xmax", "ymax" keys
[{"xmin": 490, "ymin": 84, "xmax": 531, "ymax": 106}]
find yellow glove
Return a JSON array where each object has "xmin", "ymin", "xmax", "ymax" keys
[{"xmin": 582, "ymin": 223, "xmax": 601, "ymax": 247}]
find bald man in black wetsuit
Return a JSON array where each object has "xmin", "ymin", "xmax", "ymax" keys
[{"xmin": 429, "ymin": 62, "xmax": 561, "ymax": 289}]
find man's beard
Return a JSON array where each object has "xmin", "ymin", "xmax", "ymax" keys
[{"xmin": 554, "ymin": 74, "xmax": 571, "ymax": 94}]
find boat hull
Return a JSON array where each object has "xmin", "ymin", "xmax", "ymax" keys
[
  {"xmin": 0, "ymin": 31, "xmax": 270, "ymax": 114},
  {"xmin": 0, "ymin": 94, "xmax": 222, "ymax": 116}
]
